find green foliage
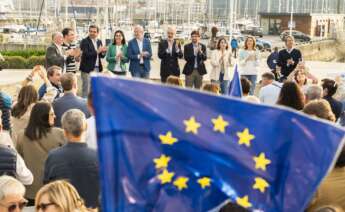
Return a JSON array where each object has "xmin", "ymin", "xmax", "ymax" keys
[
  {"xmin": 1, "ymin": 50, "xmax": 46, "ymax": 59},
  {"xmin": 0, "ymin": 56, "xmax": 45, "ymax": 69},
  {"xmin": 26, "ymin": 56, "xmax": 45, "ymax": 69}
]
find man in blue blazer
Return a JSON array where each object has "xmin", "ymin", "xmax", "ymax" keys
[{"xmin": 127, "ymin": 25, "xmax": 152, "ymax": 79}]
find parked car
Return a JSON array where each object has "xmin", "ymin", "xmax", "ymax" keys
[
  {"xmin": 241, "ymin": 26, "xmax": 263, "ymax": 37},
  {"xmin": 256, "ymin": 38, "xmax": 272, "ymax": 51},
  {"xmin": 280, "ymin": 30, "xmax": 311, "ymax": 42}
]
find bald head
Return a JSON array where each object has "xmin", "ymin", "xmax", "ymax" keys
[
  {"xmin": 134, "ymin": 25, "xmax": 144, "ymax": 40},
  {"xmin": 167, "ymin": 26, "xmax": 176, "ymax": 40},
  {"xmin": 52, "ymin": 32, "xmax": 63, "ymax": 46}
]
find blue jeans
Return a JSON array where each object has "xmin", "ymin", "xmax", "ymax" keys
[
  {"xmin": 242, "ymin": 75, "xmax": 257, "ymax": 95},
  {"xmin": 131, "ymin": 66, "xmax": 150, "ymax": 79},
  {"xmin": 211, "ymin": 73, "xmax": 229, "ymax": 95}
]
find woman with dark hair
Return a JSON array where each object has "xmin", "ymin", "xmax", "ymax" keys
[
  {"xmin": 106, "ymin": 30, "xmax": 129, "ymax": 75},
  {"xmin": 16, "ymin": 102, "xmax": 65, "ymax": 205},
  {"xmin": 210, "ymin": 38, "xmax": 232, "ymax": 94},
  {"xmin": 11, "ymin": 85, "xmax": 38, "ymax": 145},
  {"xmin": 239, "ymin": 36, "xmax": 260, "ymax": 95},
  {"xmin": 322, "ymin": 79, "xmax": 343, "ymax": 121},
  {"xmin": 277, "ymin": 81, "xmax": 305, "ymax": 110}
]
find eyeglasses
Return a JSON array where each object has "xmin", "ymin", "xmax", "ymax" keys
[
  {"xmin": 0, "ymin": 200, "xmax": 28, "ymax": 212},
  {"xmin": 36, "ymin": 203, "xmax": 56, "ymax": 211}
]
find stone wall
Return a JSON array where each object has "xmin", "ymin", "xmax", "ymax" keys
[{"xmin": 298, "ymin": 39, "xmax": 345, "ymax": 62}]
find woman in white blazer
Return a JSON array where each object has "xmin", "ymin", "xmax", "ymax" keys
[
  {"xmin": 210, "ymin": 38, "xmax": 232, "ymax": 94},
  {"xmin": 239, "ymin": 36, "xmax": 260, "ymax": 95}
]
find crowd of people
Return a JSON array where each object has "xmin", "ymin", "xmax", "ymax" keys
[{"xmin": 0, "ymin": 23, "xmax": 344, "ymax": 211}]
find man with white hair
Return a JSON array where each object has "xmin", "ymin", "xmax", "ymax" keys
[
  {"xmin": 127, "ymin": 25, "xmax": 152, "ymax": 79},
  {"xmin": 305, "ymin": 85, "xmax": 323, "ymax": 104},
  {"xmin": 43, "ymin": 109, "xmax": 99, "ymax": 208},
  {"xmin": 45, "ymin": 32, "xmax": 74, "ymax": 70},
  {"xmin": 158, "ymin": 26, "xmax": 183, "ymax": 82},
  {"xmin": 0, "ymin": 176, "xmax": 27, "ymax": 212}
]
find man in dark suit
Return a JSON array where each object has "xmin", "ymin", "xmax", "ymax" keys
[
  {"xmin": 45, "ymin": 32, "xmax": 73, "ymax": 70},
  {"xmin": 52, "ymin": 73, "xmax": 90, "ymax": 127},
  {"xmin": 158, "ymin": 26, "xmax": 183, "ymax": 83},
  {"xmin": 127, "ymin": 25, "xmax": 152, "ymax": 79},
  {"xmin": 79, "ymin": 25, "xmax": 107, "ymax": 98},
  {"xmin": 183, "ymin": 30, "xmax": 207, "ymax": 89}
]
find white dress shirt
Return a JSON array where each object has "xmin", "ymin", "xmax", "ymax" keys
[
  {"xmin": 0, "ymin": 131, "xmax": 33, "ymax": 185},
  {"xmin": 91, "ymin": 38, "xmax": 99, "ymax": 67},
  {"xmin": 136, "ymin": 39, "xmax": 144, "ymax": 64},
  {"xmin": 86, "ymin": 116, "xmax": 97, "ymax": 150},
  {"xmin": 259, "ymin": 81, "xmax": 282, "ymax": 105}
]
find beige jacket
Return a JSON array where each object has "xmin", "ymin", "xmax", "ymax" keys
[
  {"xmin": 16, "ymin": 128, "xmax": 66, "ymax": 199},
  {"xmin": 210, "ymin": 49, "xmax": 232, "ymax": 81}
]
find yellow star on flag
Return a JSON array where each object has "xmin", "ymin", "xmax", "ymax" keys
[
  {"xmin": 173, "ymin": 177, "xmax": 189, "ymax": 191},
  {"xmin": 159, "ymin": 131, "xmax": 178, "ymax": 145},
  {"xmin": 253, "ymin": 177, "xmax": 269, "ymax": 193},
  {"xmin": 253, "ymin": 153, "xmax": 271, "ymax": 171},
  {"xmin": 197, "ymin": 177, "xmax": 211, "ymax": 189},
  {"xmin": 236, "ymin": 195, "xmax": 252, "ymax": 208},
  {"xmin": 211, "ymin": 115, "xmax": 229, "ymax": 133},
  {"xmin": 184, "ymin": 116, "xmax": 201, "ymax": 135},
  {"xmin": 153, "ymin": 154, "xmax": 171, "ymax": 169},
  {"xmin": 157, "ymin": 169, "xmax": 175, "ymax": 184},
  {"xmin": 237, "ymin": 128, "xmax": 255, "ymax": 147}
]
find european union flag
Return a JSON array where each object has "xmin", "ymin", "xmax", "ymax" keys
[
  {"xmin": 91, "ymin": 76, "xmax": 345, "ymax": 212},
  {"xmin": 228, "ymin": 65, "xmax": 242, "ymax": 98}
]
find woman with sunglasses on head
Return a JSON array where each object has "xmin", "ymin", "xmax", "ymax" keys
[
  {"xmin": 16, "ymin": 102, "xmax": 65, "ymax": 206},
  {"xmin": 35, "ymin": 180, "xmax": 95, "ymax": 212},
  {"xmin": 106, "ymin": 30, "xmax": 129, "ymax": 75},
  {"xmin": 0, "ymin": 175, "xmax": 28, "ymax": 212}
]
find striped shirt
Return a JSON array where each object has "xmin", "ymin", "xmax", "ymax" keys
[{"xmin": 62, "ymin": 42, "xmax": 77, "ymax": 73}]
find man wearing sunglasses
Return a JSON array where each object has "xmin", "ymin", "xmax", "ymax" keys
[{"xmin": 0, "ymin": 175, "xmax": 28, "ymax": 212}]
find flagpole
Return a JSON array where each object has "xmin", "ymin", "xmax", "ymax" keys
[{"xmin": 289, "ymin": 0, "xmax": 294, "ymax": 36}]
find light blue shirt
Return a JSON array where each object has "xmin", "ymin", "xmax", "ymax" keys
[{"xmin": 193, "ymin": 43, "xmax": 198, "ymax": 69}]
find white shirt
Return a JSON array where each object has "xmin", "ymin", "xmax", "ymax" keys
[
  {"xmin": 86, "ymin": 116, "xmax": 97, "ymax": 150},
  {"xmin": 91, "ymin": 38, "xmax": 99, "ymax": 67},
  {"xmin": 259, "ymin": 81, "xmax": 282, "ymax": 105},
  {"xmin": 239, "ymin": 49, "xmax": 260, "ymax": 75},
  {"xmin": 136, "ymin": 39, "xmax": 144, "ymax": 64},
  {"xmin": 0, "ymin": 131, "xmax": 33, "ymax": 185}
]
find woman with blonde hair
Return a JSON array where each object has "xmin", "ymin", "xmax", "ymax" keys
[
  {"xmin": 35, "ymin": 180, "xmax": 95, "ymax": 212},
  {"xmin": 238, "ymin": 36, "xmax": 260, "ymax": 95}
]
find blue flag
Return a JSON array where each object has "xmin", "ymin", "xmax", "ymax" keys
[
  {"xmin": 228, "ymin": 65, "xmax": 242, "ymax": 97},
  {"xmin": 91, "ymin": 76, "xmax": 345, "ymax": 212}
]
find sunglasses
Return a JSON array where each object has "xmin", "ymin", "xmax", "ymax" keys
[
  {"xmin": 0, "ymin": 200, "xmax": 28, "ymax": 212},
  {"xmin": 36, "ymin": 203, "xmax": 56, "ymax": 211}
]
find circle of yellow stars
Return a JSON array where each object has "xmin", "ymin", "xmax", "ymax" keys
[{"xmin": 155, "ymin": 115, "xmax": 271, "ymax": 209}]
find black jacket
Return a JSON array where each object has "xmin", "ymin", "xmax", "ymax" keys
[
  {"xmin": 277, "ymin": 48, "xmax": 302, "ymax": 77},
  {"xmin": 44, "ymin": 142, "xmax": 99, "ymax": 208},
  {"xmin": 0, "ymin": 144, "xmax": 16, "ymax": 177},
  {"xmin": 183, "ymin": 43, "xmax": 207, "ymax": 76},
  {"xmin": 158, "ymin": 40, "xmax": 183, "ymax": 82},
  {"xmin": 79, "ymin": 37, "xmax": 105, "ymax": 73}
]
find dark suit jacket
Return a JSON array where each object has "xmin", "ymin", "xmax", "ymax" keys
[
  {"xmin": 44, "ymin": 142, "xmax": 99, "ymax": 208},
  {"xmin": 45, "ymin": 43, "xmax": 64, "ymax": 69},
  {"xmin": 127, "ymin": 38, "xmax": 152, "ymax": 74},
  {"xmin": 183, "ymin": 42, "xmax": 207, "ymax": 76},
  {"xmin": 79, "ymin": 37, "xmax": 105, "ymax": 73},
  {"xmin": 52, "ymin": 93, "xmax": 91, "ymax": 127},
  {"xmin": 158, "ymin": 39, "xmax": 183, "ymax": 82}
]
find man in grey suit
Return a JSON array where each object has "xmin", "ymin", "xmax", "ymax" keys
[
  {"xmin": 52, "ymin": 73, "xmax": 91, "ymax": 127},
  {"xmin": 45, "ymin": 32, "xmax": 74, "ymax": 70}
]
